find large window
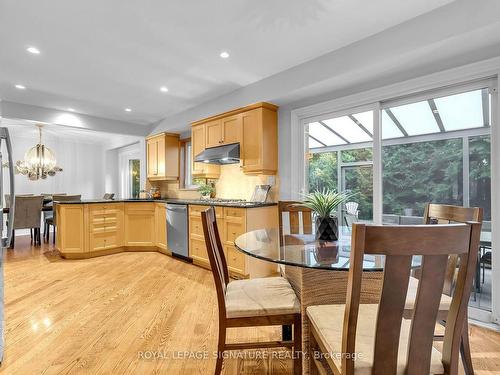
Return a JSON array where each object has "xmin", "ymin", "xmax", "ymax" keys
[
  {"xmin": 306, "ymin": 110, "xmax": 374, "ymax": 222},
  {"xmin": 381, "ymin": 88, "xmax": 491, "ymax": 221},
  {"xmin": 129, "ymin": 159, "xmax": 140, "ymax": 199},
  {"xmin": 304, "ymin": 84, "xmax": 494, "ymax": 313}
]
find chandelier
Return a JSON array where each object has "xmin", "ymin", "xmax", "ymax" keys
[{"xmin": 16, "ymin": 125, "xmax": 63, "ymax": 180}]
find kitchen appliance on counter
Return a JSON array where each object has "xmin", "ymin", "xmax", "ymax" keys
[
  {"xmin": 251, "ymin": 184, "xmax": 271, "ymax": 203},
  {"xmin": 0, "ymin": 128, "xmax": 15, "ymax": 363},
  {"xmin": 166, "ymin": 203, "xmax": 189, "ymax": 260}
]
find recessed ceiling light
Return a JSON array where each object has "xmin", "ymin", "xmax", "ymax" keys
[
  {"xmin": 15, "ymin": 84, "xmax": 26, "ymax": 89},
  {"xmin": 26, "ymin": 46, "xmax": 40, "ymax": 54},
  {"xmin": 220, "ymin": 51, "xmax": 229, "ymax": 59},
  {"xmin": 67, "ymin": 108, "xmax": 75, "ymax": 112},
  {"xmin": 125, "ymin": 108, "xmax": 132, "ymax": 112},
  {"xmin": 160, "ymin": 86, "xmax": 169, "ymax": 93}
]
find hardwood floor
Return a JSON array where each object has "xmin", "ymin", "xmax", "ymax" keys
[{"xmin": 1, "ymin": 235, "xmax": 499, "ymax": 374}]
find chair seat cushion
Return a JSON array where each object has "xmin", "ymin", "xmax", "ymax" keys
[
  {"xmin": 405, "ymin": 276, "xmax": 452, "ymax": 311},
  {"xmin": 226, "ymin": 277, "xmax": 300, "ymax": 319},
  {"xmin": 307, "ymin": 304, "xmax": 445, "ymax": 375}
]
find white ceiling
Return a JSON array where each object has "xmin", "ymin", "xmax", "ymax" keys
[
  {"xmin": 0, "ymin": 0, "xmax": 453, "ymax": 125},
  {"xmin": 1, "ymin": 118, "xmax": 141, "ymax": 149}
]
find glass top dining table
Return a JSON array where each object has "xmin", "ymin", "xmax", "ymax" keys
[{"xmin": 234, "ymin": 227, "xmax": 422, "ymax": 271}]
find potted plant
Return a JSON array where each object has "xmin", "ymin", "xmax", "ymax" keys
[
  {"xmin": 197, "ymin": 182, "xmax": 215, "ymax": 199},
  {"xmin": 299, "ymin": 189, "xmax": 352, "ymax": 241}
]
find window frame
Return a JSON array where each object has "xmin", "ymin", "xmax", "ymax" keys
[{"xmin": 179, "ymin": 138, "xmax": 198, "ymax": 190}]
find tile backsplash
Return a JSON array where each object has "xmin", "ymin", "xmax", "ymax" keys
[{"xmin": 149, "ymin": 163, "xmax": 278, "ymax": 202}]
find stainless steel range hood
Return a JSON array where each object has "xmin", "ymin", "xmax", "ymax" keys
[{"xmin": 194, "ymin": 143, "xmax": 240, "ymax": 165}]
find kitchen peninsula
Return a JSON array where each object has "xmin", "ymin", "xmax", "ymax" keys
[{"xmin": 55, "ymin": 198, "xmax": 278, "ymax": 278}]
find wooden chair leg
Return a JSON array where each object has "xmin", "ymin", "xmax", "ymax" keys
[
  {"xmin": 293, "ymin": 314, "xmax": 302, "ymax": 375},
  {"xmin": 52, "ymin": 226, "xmax": 56, "ymax": 245},
  {"xmin": 461, "ymin": 321, "xmax": 474, "ymax": 375},
  {"xmin": 214, "ymin": 323, "xmax": 226, "ymax": 375},
  {"xmin": 30, "ymin": 228, "xmax": 33, "ymax": 242}
]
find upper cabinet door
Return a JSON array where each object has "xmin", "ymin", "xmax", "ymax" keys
[
  {"xmin": 156, "ymin": 136, "xmax": 166, "ymax": 178},
  {"xmin": 221, "ymin": 114, "xmax": 242, "ymax": 145},
  {"xmin": 205, "ymin": 119, "xmax": 223, "ymax": 148},
  {"xmin": 191, "ymin": 124, "xmax": 206, "ymax": 176},
  {"xmin": 147, "ymin": 137, "xmax": 158, "ymax": 178},
  {"xmin": 146, "ymin": 133, "xmax": 180, "ymax": 181}
]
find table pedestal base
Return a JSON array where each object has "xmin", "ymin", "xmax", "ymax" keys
[{"xmin": 284, "ymin": 265, "xmax": 383, "ymax": 375}]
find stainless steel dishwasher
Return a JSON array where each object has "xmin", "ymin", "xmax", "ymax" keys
[{"xmin": 166, "ymin": 203, "xmax": 189, "ymax": 259}]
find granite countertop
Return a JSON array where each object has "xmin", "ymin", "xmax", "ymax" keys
[{"xmin": 55, "ymin": 198, "xmax": 277, "ymax": 208}]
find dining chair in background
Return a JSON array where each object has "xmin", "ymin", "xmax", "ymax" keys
[
  {"xmin": 8, "ymin": 195, "xmax": 44, "ymax": 248},
  {"xmin": 278, "ymin": 201, "xmax": 313, "ymax": 242},
  {"xmin": 4, "ymin": 193, "xmax": 33, "ymax": 208},
  {"xmin": 201, "ymin": 207, "xmax": 302, "ymax": 375},
  {"xmin": 307, "ymin": 221, "xmax": 481, "ymax": 374},
  {"xmin": 41, "ymin": 193, "xmax": 67, "ymax": 241},
  {"xmin": 45, "ymin": 194, "xmax": 81, "ymax": 244},
  {"xmin": 404, "ymin": 203, "xmax": 483, "ymax": 375}
]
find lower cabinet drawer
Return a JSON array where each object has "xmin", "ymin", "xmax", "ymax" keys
[
  {"xmin": 224, "ymin": 221, "xmax": 245, "ymax": 243},
  {"xmin": 226, "ymin": 245, "xmax": 246, "ymax": 275},
  {"xmin": 189, "ymin": 217, "xmax": 203, "ymax": 237},
  {"xmin": 189, "ymin": 205, "xmax": 224, "ymax": 218},
  {"xmin": 89, "ymin": 233, "xmax": 106, "ymax": 252},
  {"xmin": 190, "ymin": 238, "xmax": 210, "ymax": 267}
]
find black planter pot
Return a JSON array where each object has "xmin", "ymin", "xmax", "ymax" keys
[{"xmin": 315, "ymin": 216, "xmax": 338, "ymax": 241}]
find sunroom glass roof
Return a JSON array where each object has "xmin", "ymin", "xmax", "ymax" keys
[{"xmin": 307, "ymin": 88, "xmax": 490, "ymax": 149}]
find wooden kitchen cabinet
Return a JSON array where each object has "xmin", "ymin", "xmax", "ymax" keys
[
  {"xmin": 205, "ymin": 114, "xmax": 242, "ymax": 148},
  {"xmin": 222, "ymin": 207, "xmax": 247, "ymax": 276},
  {"xmin": 88, "ymin": 203, "xmax": 124, "ymax": 253},
  {"xmin": 155, "ymin": 203, "xmax": 167, "ymax": 252},
  {"xmin": 241, "ymin": 107, "xmax": 278, "ymax": 175},
  {"xmin": 191, "ymin": 123, "xmax": 220, "ymax": 179},
  {"xmin": 124, "ymin": 203, "xmax": 156, "ymax": 247},
  {"xmin": 205, "ymin": 119, "xmax": 223, "ymax": 148},
  {"xmin": 188, "ymin": 204, "xmax": 277, "ymax": 279},
  {"xmin": 56, "ymin": 204, "xmax": 87, "ymax": 255},
  {"xmin": 146, "ymin": 132, "xmax": 180, "ymax": 181},
  {"xmin": 188, "ymin": 205, "xmax": 223, "ymax": 269},
  {"xmin": 191, "ymin": 102, "xmax": 278, "ymax": 176}
]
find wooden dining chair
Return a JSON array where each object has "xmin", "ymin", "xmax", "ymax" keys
[
  {"xmin": 278, "ymin": 201, "xmax": 313, "ymax": 243},
  {"xmin": 201, "ymin": 207, "xmax": 302, "ymax": 375},
  {"xmin": 403, "ymin": 203, "xmax": 483, "ymax": 375},
  {"xmin": 307, "ymin": 221, "xmax": 481, "ymax": 375}
]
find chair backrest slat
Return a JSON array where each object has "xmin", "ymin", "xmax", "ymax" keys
[
  {"xmin": 201, "ymin": 207, "xmax": 229, "ymax": 320},
  {"xmin": 372, "ymin": 254, "xmax": 412, "ymax": 374},
  {"xmin": 342, "ymin": 222, "xmax": 481, "ymax": 375},
  {"xmin": 278, "ymin": 201, "xmax": 313, "ymax": 243},
  {"xmin": 406, "ymin": 254, "xmax": 450, "ymax": 375}
]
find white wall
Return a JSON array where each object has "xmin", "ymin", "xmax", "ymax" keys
[
  {"xmin": 104, "ymin": 148, "xmax": 119, "ymax": 197},
  {"xmin": 2, "ymin": 131, "xmax": 106, "ymax": 200}
]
